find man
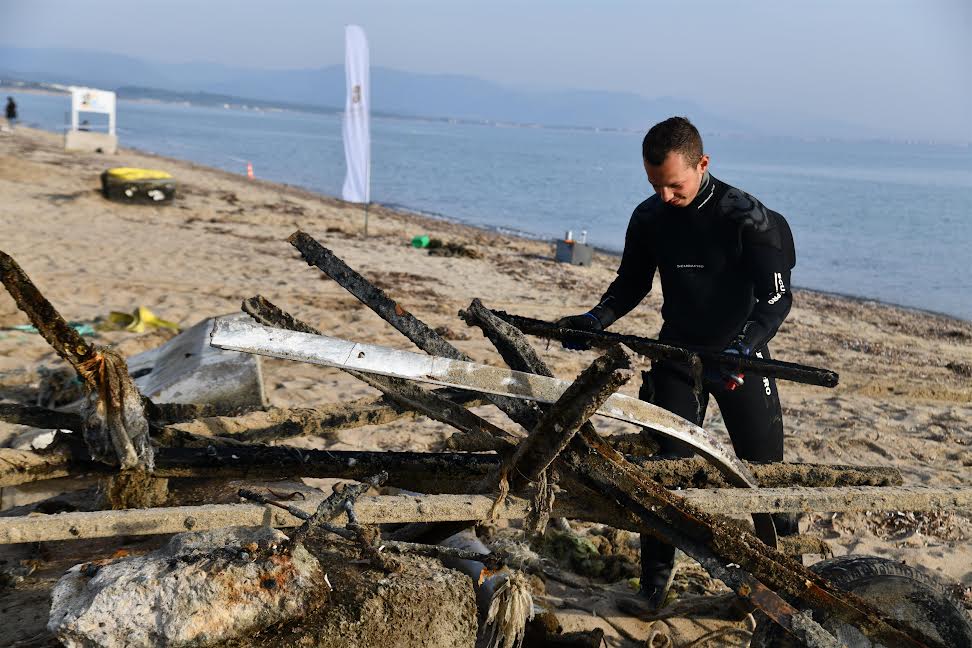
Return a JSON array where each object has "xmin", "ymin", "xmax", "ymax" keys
[
  {"xmin": 4, "ymin": 97, "xmax": 17, "ymax": 128},
  {"xmin": 558, "ymin": 116, "xmax": 797, "ymax": 609}
]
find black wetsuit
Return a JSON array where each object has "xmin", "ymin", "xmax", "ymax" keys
[
  {"xmin": 590, "ymin": 171, "xmax": 794, "ymax": 355},
  {"xmin": 587, "ymin": 172, "xmax": 798, "ymax": 586}
]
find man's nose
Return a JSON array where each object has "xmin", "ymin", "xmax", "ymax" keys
[{"xmin": 659, "ymin": 187, "xmax": 674, "ymax": 202}]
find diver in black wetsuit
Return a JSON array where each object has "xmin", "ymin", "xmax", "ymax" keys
[{"xmin": 557, "ymin": 116, "xmax": 798, "ymax": 609}]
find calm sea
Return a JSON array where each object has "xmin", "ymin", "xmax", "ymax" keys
[{"xmin": 9, "ymin": 91, "xmax": 972, "ymax": 321}]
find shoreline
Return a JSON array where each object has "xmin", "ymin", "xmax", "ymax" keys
[
  {"xmin": 3, "ymin": 117, "xmax": 968, "ymax": 324},
  {"xmin": 114, "ymin": 139, "xmax": 970, "ymax": 326},
  {"xmin": 4, "ymin": 93, "xmax": 970, "ymax": 320},
  {"xmin": 375, "ymin": 194, "xmax": 972, "ymax": 325}
]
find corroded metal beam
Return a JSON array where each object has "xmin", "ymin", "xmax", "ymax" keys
[
  {"xmin": 0, "ymin": 250, "xmax": 95, "ymax": 371},
  {"xmin": 499, "ymin": 344, "xmax": 634, "ymax": 491},
  {"xmin": 488, "ymin": 308, "xmax": 839, "ymax": 388},
  {"xmin": 1, "ymin": 251, "xmax": 153, "ymax": 471}
]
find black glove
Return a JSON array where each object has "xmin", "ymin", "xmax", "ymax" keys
[{"xmin": 555, "ymin": 312, "xmax": 602, "ymax": 350}]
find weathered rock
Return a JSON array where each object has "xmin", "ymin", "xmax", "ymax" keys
[
  {"xmin": 252, "ymin": 555, "xmax": 479, "ymax": 648},
  {"xmin": 312, "ymin": 557, "xmax": 479, "ymax": 648},
  {"xmin": 229, "ymin": 543, "xmax": 480, "ymax": 648},
  {"xmin": 48, "ymin": 526, "xmax": 323, "ymax": 647}
]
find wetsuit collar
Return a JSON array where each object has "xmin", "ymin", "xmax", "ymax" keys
[{"xmin": 688, "ymin": 171, "xmax": 715, "ymax": 210}]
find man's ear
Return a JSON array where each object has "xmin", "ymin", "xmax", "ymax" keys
[{"xmin": 698, "ymin": 153, "xmax": 710, "ymax": 175}]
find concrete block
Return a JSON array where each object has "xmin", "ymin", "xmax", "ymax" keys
[
  {"xmin": 128, "ymin": 315, "xmax": 266, "ymax": 411},
  {"xmin": 64, "ymin": 131, "xmax": 118, "ymax": 155}
]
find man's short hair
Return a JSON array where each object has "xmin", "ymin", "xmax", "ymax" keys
[{"xmin": 642, "ymin": 116, "xmax": 703, "ymax": 166}]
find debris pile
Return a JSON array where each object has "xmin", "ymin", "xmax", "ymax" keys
[{"xmin": 2, "ymin": 235, "xmax": 970, "ymax": 648}]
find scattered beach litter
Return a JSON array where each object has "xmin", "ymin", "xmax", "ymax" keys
[
  {"xmin": 98, "ymin": 306, "xmax": 180, "ymax": 333},
  {"xmin": 2, "ymin": 321, "xmax": 96, "ymax": 337},
  {"xmin": 411, "ymin": 234, "xmax": 482, "ymax": 258},
  {"xmin": 100, "ymin": 167, "xmax": 176, "ymax": 204}
]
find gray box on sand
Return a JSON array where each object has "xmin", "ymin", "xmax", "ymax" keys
[
  {"xmin": 128, "ymin": 314, "xmax": 266, "ymax": 410},
  {"xmin": 554, "ymin": 239, "xmax": 593, "ymax": 266}
]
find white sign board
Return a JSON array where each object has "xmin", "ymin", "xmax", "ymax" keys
[{"xmin": 70, "ymin": 86, "xmax": 116, "ymax": 134}]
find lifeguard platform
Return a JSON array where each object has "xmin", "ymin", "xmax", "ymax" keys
[{"xmin": 64, "ymin": 86, "xmax": 118, "ymax": 154}]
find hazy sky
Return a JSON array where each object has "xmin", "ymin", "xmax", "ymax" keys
[{"xmin": 2, "ymin": 0, "xmax": 969, "ymax": 142}]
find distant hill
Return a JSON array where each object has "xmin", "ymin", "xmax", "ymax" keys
[{"xmin": 0, "ymin": 46, "xmax": 876, "ymax": 138}]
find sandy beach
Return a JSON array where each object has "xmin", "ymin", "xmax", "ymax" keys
[{"xmin": 1, "ymin": 126, "xmax": 970, "ymax": 646}]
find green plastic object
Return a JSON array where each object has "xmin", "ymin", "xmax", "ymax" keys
[
  {"xmin": 6, "ymin": 322, "xmax": 96, "ymax": 336},
  {"xmin": 411, "ymin": 235, "xmax": 431, "ymax": 248}
]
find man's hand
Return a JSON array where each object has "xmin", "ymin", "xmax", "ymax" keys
[
  {"xmin": 555, "ymin": 313, "xmax": 602, "ymax": 350},
  {"xmin": 719, "ymin": 338, "xmax": 752, "ymax": 390},
  {"xmin": 703, "ymin": 338, "xmax": 751, "ymax": 390}
]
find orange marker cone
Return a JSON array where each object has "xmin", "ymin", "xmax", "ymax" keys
[{"xmin": 246, "ymin": 161, "xmax": 254, "ymax": 179}]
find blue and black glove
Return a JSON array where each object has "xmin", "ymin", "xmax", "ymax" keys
[
  {"xmin": 705, "ymin": 337, "xmax": 753, "ymax": 391},
  {"xmin": 721, "ymin": 338, "xmax": 752, "ymax": 390},
  {"xmin": 555, "ymin": 312, "xmax": 603, "ymax": 350}
]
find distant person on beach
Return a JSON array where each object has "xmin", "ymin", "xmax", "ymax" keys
[
  {"xmin": 557, "ymin": 116, "xmax": 798, "ymax": 609},
  {"xmin": 4, "ymin": 97, "xmax": 16, "ymax": 128}
]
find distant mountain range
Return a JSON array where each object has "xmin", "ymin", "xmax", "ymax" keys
[{"xmin": 0, "ymin": 46, "xmax": 879, "ymax": 138}]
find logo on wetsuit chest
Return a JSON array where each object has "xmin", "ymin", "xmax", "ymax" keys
[{"xmin": 676, "ymin": 264, "xmax": 705, "ymax": 270}]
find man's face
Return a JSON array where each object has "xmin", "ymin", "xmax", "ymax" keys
[{"xmin": 644, "ymin": 151, "xmax": 710, "ymax": 208}]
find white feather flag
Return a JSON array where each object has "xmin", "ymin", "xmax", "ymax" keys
[{"xmin": 341, "ymin": 24, "xmax": 370, "ymax": 204}]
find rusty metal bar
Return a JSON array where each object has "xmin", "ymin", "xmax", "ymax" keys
[
  {"xmin": 564, "ymin": 440, "xmax": 938, "ymax": 648},
  {"xmin": 488, "ymin": 308, "xmax": 839, "ymax": 388},
  {"xmin": 626, "ymin": 456, "xmax": 902, "ymax": 488},
  {"xmin": 499, "ymin": 344, "xmax": 633, "ymax": 491},
  {"xmin": 288, "ymin": 232, "xmax": 463, "ymax": 360},
  {"xmin": 286, "ymin": 471, "xmax": 387, "ymax": 548},
  {"xmin": 155, "ymin": 446, "xmax": 495, "ymax": 492},
  {"xmin": 1, "ymin": 251, "xmax": 153, "ymax": 472},
  {"xmin": 0, "ymin": 250, "xmax": 95, "ymax": 374},
  {"xmin": 0, "ymin": 403, "xmax": 82, "ymax": 430}
]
